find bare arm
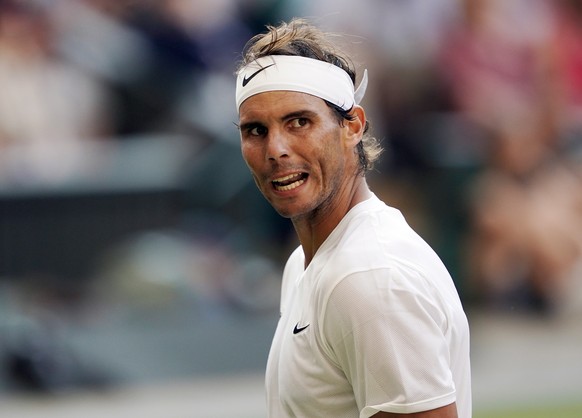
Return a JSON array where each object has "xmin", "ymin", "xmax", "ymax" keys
[{"xmin": 373, "ymin": 402, "xmax": 458, "ymax": 418}]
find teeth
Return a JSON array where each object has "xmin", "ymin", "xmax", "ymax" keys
[
  {"xmin": 272, "ymin": 173, "xmax": 306, "ymax": 191},
  {"xmin": 275, "ymin": 178, "xmax": 306, "ymax": 191},
  {"xmin": 273, "ymin": 173, "xmax": 301, "ymax": 183}
]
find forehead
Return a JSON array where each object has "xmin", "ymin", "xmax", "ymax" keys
[{"xmin": 238, "ymin": 90, "xmax": 330, "ymax": 122}]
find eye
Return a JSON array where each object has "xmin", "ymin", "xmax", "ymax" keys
[
  {"xmin": 246, "ymin": 125, "xmax": 267, "ymax": 137},
  {"xmin": 289, "ymin": 118, "xmax": 308, "ymax": 129}
]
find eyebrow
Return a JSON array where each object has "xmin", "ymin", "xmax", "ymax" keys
[{"xmin": 281, "ymin": 109, "xmax": 318, "ymax": 121}]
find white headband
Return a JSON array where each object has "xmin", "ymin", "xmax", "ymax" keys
[{"xmin": 235, "ymin": 55, "xmax": 368, "ymax": 112}]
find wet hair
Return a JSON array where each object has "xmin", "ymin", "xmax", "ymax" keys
[{"xmin": 238, "ymin": 18, "xmax": 383, "ymax": 174}]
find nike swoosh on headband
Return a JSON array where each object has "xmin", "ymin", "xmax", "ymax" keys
[{"xmin": 242, "ymin": 63, "xmax": 275, "ymax": 87}]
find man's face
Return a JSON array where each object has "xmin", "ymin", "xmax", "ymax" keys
[{"xmin": 238, "ymin": 91, "xmax": 356, "ymax": 220}]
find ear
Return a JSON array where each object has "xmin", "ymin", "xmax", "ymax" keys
[{"xmin": 344, "ymin": 105, "xmax": 366, "ymax": 147}]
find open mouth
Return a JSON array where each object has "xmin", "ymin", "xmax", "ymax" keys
[{"xmin": 272, "ymin": 173, "xmax": 308, "ymax": 191}]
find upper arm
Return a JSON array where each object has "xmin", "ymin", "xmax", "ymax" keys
[
  {"xmin": 373, "ymin": 402, "xmax": 458, "ymax": 418},
  {"xmin": 323, "ymin": 269, "xmax": 457, "ymax": 415}
]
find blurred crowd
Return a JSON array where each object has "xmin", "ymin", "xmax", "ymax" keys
[
  {"xmin": 1, "ymin": 0, "xmax": 581, "ymax": 307},
  {"xmin": 1, "ymin": 0, "xmax": 582, "ymax": 392}
]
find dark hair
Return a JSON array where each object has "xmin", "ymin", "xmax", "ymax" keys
[{"xmin": 238, "ymin": 18, "xmax": 382, "ymax": 174}]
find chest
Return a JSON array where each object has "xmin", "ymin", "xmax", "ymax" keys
[{"xmin": 266, "ymin": 275, "xmax": 357, "ymax": 416}]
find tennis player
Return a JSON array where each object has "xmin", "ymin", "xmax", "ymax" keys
[{"xmin": 235, "ymin": 18, "xmax": 471, "ymax": 418}]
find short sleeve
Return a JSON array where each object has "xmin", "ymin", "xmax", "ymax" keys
[{"xmin": 322, "ymin": 265, "xmax": 457, "ymax": 416}]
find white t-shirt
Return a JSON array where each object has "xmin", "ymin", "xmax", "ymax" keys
[{"xmin": 266, "ymin": 194, "xmax": 471, "ymax": 418}]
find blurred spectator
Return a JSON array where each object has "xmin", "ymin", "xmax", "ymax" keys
[
  {"xmin": 545, "ymin": 0, "xmax": 582, "ymax": 149},
  {"xmin": 50, "ymin": 0, "xmax": 155, "ymax": 136},
  {"xmin": 437, "ymin": 0, "xmax": 554, "ymax": 136},
  {"xmin": 0, "ymin": 0, "xmax": 113, "ymax": 184},
  {"xmin": 466, "ymin": 115, "xmax": 582, "ymax": 314}
]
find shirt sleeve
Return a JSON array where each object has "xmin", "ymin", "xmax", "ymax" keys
[{"xmin": 322, "ymin": 264, "xmax": 457, "ymax": 416}]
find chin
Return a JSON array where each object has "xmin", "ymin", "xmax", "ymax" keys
[
  {"xmin": 272, "ymin": 206, "xmax": 295, "ymax": 219},
  {"xmin": 274, "ymin": 202, "xmax": 315, "ymax": 220}
]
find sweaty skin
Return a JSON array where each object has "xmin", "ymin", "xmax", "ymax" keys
[{"xmin": 239, "ymin": 90, "xmax": 370, "ymax": 266}]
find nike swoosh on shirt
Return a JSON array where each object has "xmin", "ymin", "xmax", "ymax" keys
[
  {"xmin": 293, "ymin": 323, "xmax": 310, "ymax": 334},
  {"xmin": 242, "ymin": 64, "xmax": 275, "ymax": 87}
]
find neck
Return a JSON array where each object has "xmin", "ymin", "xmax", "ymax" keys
[{"xmin": 292, "ymin": 177, "xmax": 372, "ymax": 268}]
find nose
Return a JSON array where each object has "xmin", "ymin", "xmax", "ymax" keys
[{"xmin": 266, "ymin": 130, "xmax": 290, "ymax": 161}]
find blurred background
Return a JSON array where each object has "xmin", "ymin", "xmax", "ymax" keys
[{"xmin": 0, "ymin": 0, "xmax": 581, "ymax": 417}]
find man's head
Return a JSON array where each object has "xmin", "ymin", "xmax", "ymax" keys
[{"xmin": 236, "ymin": 18, "xmax": 382, "ymax": 175}]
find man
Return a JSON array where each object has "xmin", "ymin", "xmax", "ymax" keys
[{"xmin": 235, "ymin": 19, "xmax": 471, "ymax": 418}]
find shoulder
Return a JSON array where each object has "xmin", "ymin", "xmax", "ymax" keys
[
  {"xmin": 321, "ymin": 199, "xmax": 442, "ymax": 286},
  {"xmin": 327, "ymin": 264, "xmax": 447, "ymax": 321},
  {"xmin": 315, "ymin": 197, "xmax": 460, "ymax": 325}
]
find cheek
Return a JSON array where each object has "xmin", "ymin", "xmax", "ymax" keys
[{"xmin": 241, "ymin": 142, "xmax": 260, "ymax": 168}]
